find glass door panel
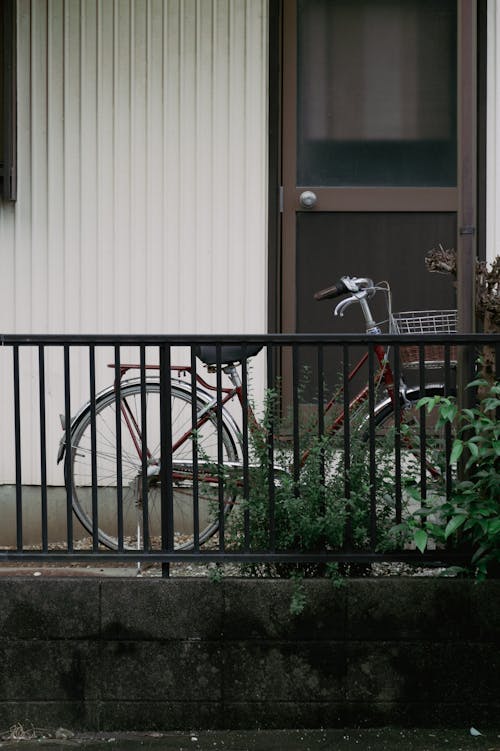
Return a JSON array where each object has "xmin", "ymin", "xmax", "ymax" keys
[{"xmin": 297, "ymin": 0, "xmax": 457, "ymax": 187}]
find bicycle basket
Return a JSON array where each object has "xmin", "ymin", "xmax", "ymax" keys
[{"xmin": 390, "ymin": 310, "xmax": 457, "ymax": 369}]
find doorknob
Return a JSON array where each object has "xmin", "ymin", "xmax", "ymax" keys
[{"xmin": 299, "ymin": 190, "xmax": 317, "ymax": 209}]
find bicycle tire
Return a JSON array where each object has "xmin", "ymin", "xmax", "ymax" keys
[
  {"xmin": 373, "ymin": 384, "xmax": 454, "ymax": 492},
  {"xmin": 68, "ymin": 380, "xmax": 241, "ymax": 550}
]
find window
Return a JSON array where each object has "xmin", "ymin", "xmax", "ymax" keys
[
  {"xmin": 297, "ymin": 0, "xmax": 457, "ymax": 187},
  {"xmin": 0, "ymin": 0, "xmax": 16, "ymax": 201}
]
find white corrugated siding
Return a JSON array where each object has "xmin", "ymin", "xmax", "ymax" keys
[{"xmin": 0, "ymin": 0, "xmax": 268, "ymax": 485}]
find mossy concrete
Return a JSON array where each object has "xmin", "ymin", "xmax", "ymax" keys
[{"xmin": 0, "ymin": 578, "xmax": 498, "ymax": 731}]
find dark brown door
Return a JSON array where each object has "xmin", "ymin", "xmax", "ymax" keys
[{"xmin": 281, "ymin": 0, "xmax": 474, "ymax": 343}]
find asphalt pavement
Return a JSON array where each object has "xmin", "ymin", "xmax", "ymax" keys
[{"xmin": 0, "ymin": 729, "xmax": 498, "ymax": 751}]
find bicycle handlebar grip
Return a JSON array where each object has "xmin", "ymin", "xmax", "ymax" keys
[{"xmin": 313, "ymin": 279, "xmax": 348, "ymax": 301}]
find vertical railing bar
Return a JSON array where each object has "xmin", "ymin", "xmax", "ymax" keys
[
  {"xmin": 393, "ymin": 343, "xmax": 402, "ymax": 524},
  {"xmin": 342, "ymin": 343, "xmax": 352, "ymax": 549},
  {"xmin": 216, "ymin": 344, "xmax": 225, "ymax": 551},
  {"xmin": 159, "ymin": 343, "xmax": 173, "ymax": 577},
  {"xmin": 292, "ymin": 344, "xmax": 300, "ymax": 491},
  {"xmin": 114, "ymin": 346, "xmax": 124, "ymax": 551},
  {"xmin": 13, "ymin": 345, "xmax": 22, "ymax": 551},
  {"xmin": 317, "ymin": 345, "xmax": 326, "ymax": 538},
  {"xmin": 267, "ymin": 345, "xmax": 275, "ymax": 551},
  {"xmin": 38, "ymin": 345, "xmax": 48, "ymax": 551},
  {"xmin": 444, "ymin": 343, "xmax": 452, "ymax": 397},
  {"xmin": 444, "ymin": 344, "xmax": 453, "ymax": 502},
  {"xmin": 418, "ymin": 343, "xmax": 427, "ymax": 501},
  {"xmin": 496, "ymin": 342, "xmax": 500, "ymax": 427},
  {"xmin": 368, "ymin": 344, "xmax": 377, "ymax": 549},
  {"xmin": 190, "ymin": 346, "xmax": 200, "ymax": 551},
  {"xmin": 317, "ymin": 345, "xmax": 325, "ymax": 499},
  {"xmin": 241, "ymin": 344, "xmax": 250, "ymax": 550},
  {"xmin": 89, "ymin": 346, "xmax": 98, "ymax": 551},
  {"xmin": 63, "ymin": 345, "xmax": 73, "ymax": 550},
  {"xmin": 140, "ymin": 345, "xmax": 149, "ymax": 551}
]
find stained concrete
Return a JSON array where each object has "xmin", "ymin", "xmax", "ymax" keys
[{"xmin": 0, "ymin": 578, "xmax": 498, "ymax": 732}]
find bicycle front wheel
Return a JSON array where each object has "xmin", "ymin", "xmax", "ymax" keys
[{"xmin": 68, "ymin": 381, "xmax": 241, "ymax": 550}]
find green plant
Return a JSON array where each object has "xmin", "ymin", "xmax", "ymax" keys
[
  {"xmin": 216, "ymin": 382, "xmax": 403, "ymax": 609},
  {"xmin": 399, "ymin": 378, "xmax": 500, "ymax": 578}
]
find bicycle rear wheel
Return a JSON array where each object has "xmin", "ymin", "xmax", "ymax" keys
[
  {"xmin": 373, "ymin": 384, "xmax": 454, "ymax": 496},
  {"xmin": 68, "ymin": 381, "xmax": 241, "ymax": 550}
]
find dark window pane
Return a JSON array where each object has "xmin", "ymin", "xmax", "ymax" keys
[
  {"xmin": 0, "ymin": 0, "xmax": 17, "ymax": 201},
  {"xmin": 297, "ymin": 0, "xmax": 457, "ymax": 187}
]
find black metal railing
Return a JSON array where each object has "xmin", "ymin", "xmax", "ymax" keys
[{"xmin": 0, "ymin": 332, "xmax": 498, "ymax": 573}]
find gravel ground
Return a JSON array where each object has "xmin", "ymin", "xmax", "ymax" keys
[
  {"xmin": 0, "ymin": 558, "xmax": 450, "ymax": 579},
  {"xmin": 0, "ymin": 536, "xmax": 452, "ymax": 578}
]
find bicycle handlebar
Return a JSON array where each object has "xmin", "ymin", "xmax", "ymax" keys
[
  {"xmin": 313, "ymin": 279, "xmax": 348, "ymax": 301},
  {"xmin": 314, "ymin": 276, "xmax": 381, "ymax": 331},
  {"xmin": 314, "ymin": 276, "xmax": 375, "ymax": 302}
]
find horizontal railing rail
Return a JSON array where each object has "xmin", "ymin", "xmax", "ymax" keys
[
  {"xmin": 0, "ymin": 332, "xmax": 498, "ymax": 575},
  {"xmin": 1, "ymin": 332, "xmax": 498, "ymax": 345}
]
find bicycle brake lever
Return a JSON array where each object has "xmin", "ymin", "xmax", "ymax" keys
[{"xmin": 334, "ymin": 295, "xmax": 360, "ymax": 317}]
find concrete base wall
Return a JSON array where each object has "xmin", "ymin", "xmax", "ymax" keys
[
  {"xmin": 0, "ymin": 486, "xmax": 205, "ymax": 544},
  {"xmin": 0, "ymin": 578, "xmax": 498, "ymax": 731},
  {"xmin": 0, "ymin": 486, "xmax": 82, "ymax": 546}
]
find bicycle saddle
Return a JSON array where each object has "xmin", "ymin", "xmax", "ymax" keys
[{"xmin": 195, "ymin": 344, "xmax": 263, "ymax": 366}]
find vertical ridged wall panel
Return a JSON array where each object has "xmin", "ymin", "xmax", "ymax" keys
[
  {"xmin": 3, "ymin": 0, "xmax": 269, "ymax": 337},
  {"xmin": 0, "ymin": 0, "xmax": 268, "ymax": 485}
]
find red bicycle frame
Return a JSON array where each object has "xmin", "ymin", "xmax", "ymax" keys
[{"xmin": 109, "ymin": 339, "xmax": 396, "ymax": 477}]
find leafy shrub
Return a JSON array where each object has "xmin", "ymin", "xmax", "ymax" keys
[
  {"xmin": 220, "ymin": 383, "xmax": 402, "ymax": 588},
  {"xmin": 399, "ymin": 378, "xmax": 500, "ymax": 578}
]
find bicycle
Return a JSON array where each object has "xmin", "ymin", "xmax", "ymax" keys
[{"xmin": 58, "ymin": 275, "xmax": 456, "ymax": 551}]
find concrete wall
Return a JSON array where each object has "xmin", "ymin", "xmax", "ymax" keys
[{"xmin": 0, "ymin": 578, "xmax": 498, "ymax": 731}]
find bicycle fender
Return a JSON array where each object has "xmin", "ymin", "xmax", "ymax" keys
[
  {"xmin": 56, "ymin": 377, "xmax": 194, "ymax": 464},
  {"xmin": 373, "ymin": 383, "xmax": 448, "ymax": 417}
]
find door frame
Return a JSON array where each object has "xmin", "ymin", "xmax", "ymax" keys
[{"xmin": 267, "ymin": 0, "xmax": 482, "ymax": 335}]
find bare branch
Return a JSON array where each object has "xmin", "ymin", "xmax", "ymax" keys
[{"xmin": 425, "ymin": 246, "xmax": 500, "ymax": 333}]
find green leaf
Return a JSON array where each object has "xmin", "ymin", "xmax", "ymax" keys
[
  {"xmin": 426, "ymin": 523, "xmax": 446, "ymax": 540},
  {"xmin": 414, "ymin": 529, "xmax": 428, "ymax": 554},
  {"xmin": 487, "ymin": 518, "xmax": 500, "ymax": 536},
  {"xmin": 466, "ymin": 378, "xmax": 489, "ymax": 389},
  {"xmin": 467, "ymin": 441, "xmax": 480, "ymax": 459},
  {"xmin": 440, "ymin": 402, "xmax": 457, "ymax": 422},
  {"xmin": 450, "ymin": 439, "xmax": 464, "ymax": 464},
  {"xmin": 482, "ymin": 397, "xmax": 500, "ymax": 412},
  {"xmin": 463, "ymin": 407, "xmax": 479, "ymax": 418},
  {"xmin": 414, "ymin": 398, "xmax": 430, "ymax": 414},
  {"xmin": 444, "ymin": 514, "xmax": 467, "ymax": 539},
  {"xmin": 471, "ymin": 545, "xmax": 488, "ymax": 564}
]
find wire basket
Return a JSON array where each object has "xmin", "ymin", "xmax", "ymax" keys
[{"xmin": 390, "ymin": 310, "xmax": 457, "ymax": 369}]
